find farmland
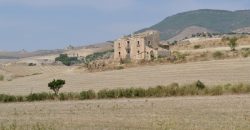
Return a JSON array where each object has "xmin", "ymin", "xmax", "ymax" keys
[
  {"xmin": 0, "ymin": 95, "xmax": 250, "ymax": 130},
  {"xmin": 0, "ymin": 57, "xmax": 250, "ymax": 95}
]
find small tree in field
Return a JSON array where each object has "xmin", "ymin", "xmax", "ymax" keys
[
  {"xmin": 48, "ymin": 79, "xmax": 65, "ymax": 95},
  {"xmin": 228, "ymin": 37, "xmax": 238, "ymax": 51}
]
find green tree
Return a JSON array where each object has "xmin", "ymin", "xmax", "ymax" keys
[
  {"xmin": 55, "ymin": 54, "xmax": 79, "ymax": 66},
  {"xmin": 196, "ymin": 80, "xmax": 205, "ymax": 89},
  {"xmin": 48, "ymin": 79, "xmax": 65, "ymax": 95},
  {"xmin": 228, "ymin": 37, "xmax": 238, "ymax": 51}
]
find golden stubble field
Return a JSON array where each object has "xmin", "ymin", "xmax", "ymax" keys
[
  {"xmin": 0, "ymin": 57, "xmax": 250, "ymax": 95},
  {"xmin": 0, "ymin": 95, "xmax": 250, "ymax": 130}
]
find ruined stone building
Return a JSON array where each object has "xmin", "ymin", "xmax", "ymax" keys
[{"xmin": 114, "ymin": 30, "xmax": 168, "ymax": 61}]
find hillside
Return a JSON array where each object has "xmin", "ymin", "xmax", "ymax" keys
[
  {"xmin": 168, "ymin": 26, "xmax": 215, "ymax": 41},
  {"xmin": 138, "ymin": 9, "xmax": 250, "ymax": 40}
]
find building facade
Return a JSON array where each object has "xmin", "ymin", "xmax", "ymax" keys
[{"xmin": 114, "ymin": 30, "xmax": 161, "ymax": 61}]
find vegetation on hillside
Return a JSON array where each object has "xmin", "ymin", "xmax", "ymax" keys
[
  {"xmin": 84, "ymin": 49, "xmax": 114, "ymax": 64},
  {"xmin": 55, "ymin": 54, "xmax": 80, "ymax": 66},
  {"xmin": 138, "ymin": 9, "xmax": 250, "ymax": 40}
]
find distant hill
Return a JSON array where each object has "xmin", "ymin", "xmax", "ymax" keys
[
  {"xmin": 137, "ymin": 9, "xmax": 250, "ymax": 41},
  {"xmin": 0, "ymin": 42, "xmax": 113, "ymax": 59}
]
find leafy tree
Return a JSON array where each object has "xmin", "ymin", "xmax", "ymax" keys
[
  {"xmin": 55, "ymin": 54, "xmax": 80, "ymax": 66},
  {"xmin": 228, "ymin": 37, "xmax": 238, "ymax": 51},
  {"xmin": 196, "ymin": 80, "xmax": 205, "ymax": 89},
  {"xmin": 48, "ymin": 79, "xmax": 65, "ymax": 95}
]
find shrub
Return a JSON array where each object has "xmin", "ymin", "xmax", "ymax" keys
[
  {"xmin": 229, "ymin": 84, "xmax": 250, "ymax": 94},
  {"xmin": 133, "ymin": 88, "xmax": 146, "ymax": 97},
  {"xmin": 28, "ymin": 63, "xmax": 36, "ymax": 66},
  {"xmin": 26, "ymin": 92, "xmax": 54, "ymax": 101},
  {"xmin": 80, "ymin": 90, "xmax": 96, "ymax": 100},
  {"xmin": 16, "ymin": 96, "xmax": 24, "ymax": 102},
  {"xmin": 180, "ymin": 85, "xmax": 199, "ymax": 96},
  {"xmin": 0, "ymin": 75, "xmax": 4, "ymax": 81},
  {"xmin": 115, "ymin": 66, "xmax": 125, "ymax": 70},
  {"xmin": 0, "ymin": 94, "xmax": 17, "ymax": 102},
  {"xmin": 209, "ymin": 86, "xmax": 223, "ymax": 96},
  {"xmin": 172, "ymin": 51, "xmax": 187, "ymax": 62},
  {"xmin": 213, "ymin": 51, "xmax": 224, "ymax": 59},
  {"xmin": 120, "ymin": 58, "xmax": 131, "ymax": 64},
  {"xmin": 121, "ymin": 88, "xmax": 134, "ymax": 98},
  {"xmin": 193, "ymin": 45, "xmax": 201, "ymax": 49},
  {"xmin": 59, "ymin": 92, "xmax": 80, "ymax": 100},
  {"xmin": 97, "ymin": 89, "xmax": 109, "ymax": 99},
  {"xmin": 241, "ymin": 48, "xmax": 250, "ymax": 58},
  {"xmin": 228, "ymin": 37, "xmax": 238, "ymax": 51}
]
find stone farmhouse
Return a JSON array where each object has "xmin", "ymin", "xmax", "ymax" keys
[{"xmin": 114, "ymin": 30, "xmax": 169, "ymax": 61}]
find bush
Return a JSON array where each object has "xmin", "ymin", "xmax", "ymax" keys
[
  {"xmin": 28, "ymin": 63, "xmax": 36, "ymax": 66},
  {"xmin": 115, "ymin": 66, "xmax": 125, "ymax": 70},
  {"xmin": 97, "ymin": 89, "xmax": 108, "ymax": 99},
  {"xmin": 120, "ymin": 58, "xmax": 131, "ymax": 64},
  {"xmin": 59, "ymin": 92, "xmax": 80, "ymax": 100},
  {"xmin": 16, "ymin": 96, "xmax": 24, "ymax": 102},
  {"xmin": 0, "ymin": 75, "xmax": 4, "ymax": 81},
  {"xmin": 0, "ymin": 94, "xmax": 17, "ymax": 102},
  {"xmin": 213, "ymin": 51, "xmax": 224, "ymax": 59},
  {"xmin": 229, "ymin": 84, "xmax": 250, "ymax": 94},
  {"xmin": 26, "ymin": 92, "xmax": 54, "ymax": 101},
  {"xmin": 172, "ymin": 51, "xmax": 187, "ymax": 62},
  {"xmin": 133, "ymin": 88, "xmax": 146, "ymax": 97},
  {"xmin": 180, "ymin": 85, "xmax": 199, "ymax": 96},
  {"xmin": 80, "ymin": 90, "xmax": 96, "ymax": 100},
  {"xmin": 209, "ymin": 86, "xmax": 223, "ymax": 96},
  {"xmin": 194, "ymin": 45, "xmax": 201, "ymax": 49},
  {"xmin": 241, "ymin": 48, "xmax": 250, "ymax": 57},
  {"xmin": 228, "ymin": 37, "xmax": 238, "ymax": 51}
]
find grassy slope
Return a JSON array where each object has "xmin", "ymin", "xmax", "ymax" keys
[{"xmin": 138, "ymin": 9, "xmax": 250, "ymax": 40}]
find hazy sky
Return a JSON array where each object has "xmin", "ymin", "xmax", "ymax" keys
[{"xmin": 0, "ymin": 0, "xmax": 250, "ymax": 51}]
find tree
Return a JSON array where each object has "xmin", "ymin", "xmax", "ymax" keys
[
  {"xmin": 55, "ymin": 54, "xmax": 79, "ymax": 66},
  {"xmin": 196, "ymin": 80, "xmax": 205, "ymax": 89},
  {"xmin": 48, "ymin": 79, "xmax": 65, "ymax": 95},
  {"xmin": 228, "ymin": 37, "xmax": 238, "ymax": 51}
]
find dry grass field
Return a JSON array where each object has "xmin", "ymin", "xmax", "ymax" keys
[
  {"xmin": 0, "ymin": 57, "xmax": 250, "ymax": 95},
  {"xmin": 0, "ymin": 95, "xmax": 250, "ymax": 130}
]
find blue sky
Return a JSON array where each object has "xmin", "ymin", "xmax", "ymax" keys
[{"xmin": 0, "ymin": 0, "xmax": 250, "ymax": 51}]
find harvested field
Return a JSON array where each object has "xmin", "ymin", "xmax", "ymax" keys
[
  {"xmin": 0, "ymin": 58, "xmax": 250, "ymax": 95},
  {"xmin": 0, "ymin": 95, "xmax": 250, "ymax": 130}
]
